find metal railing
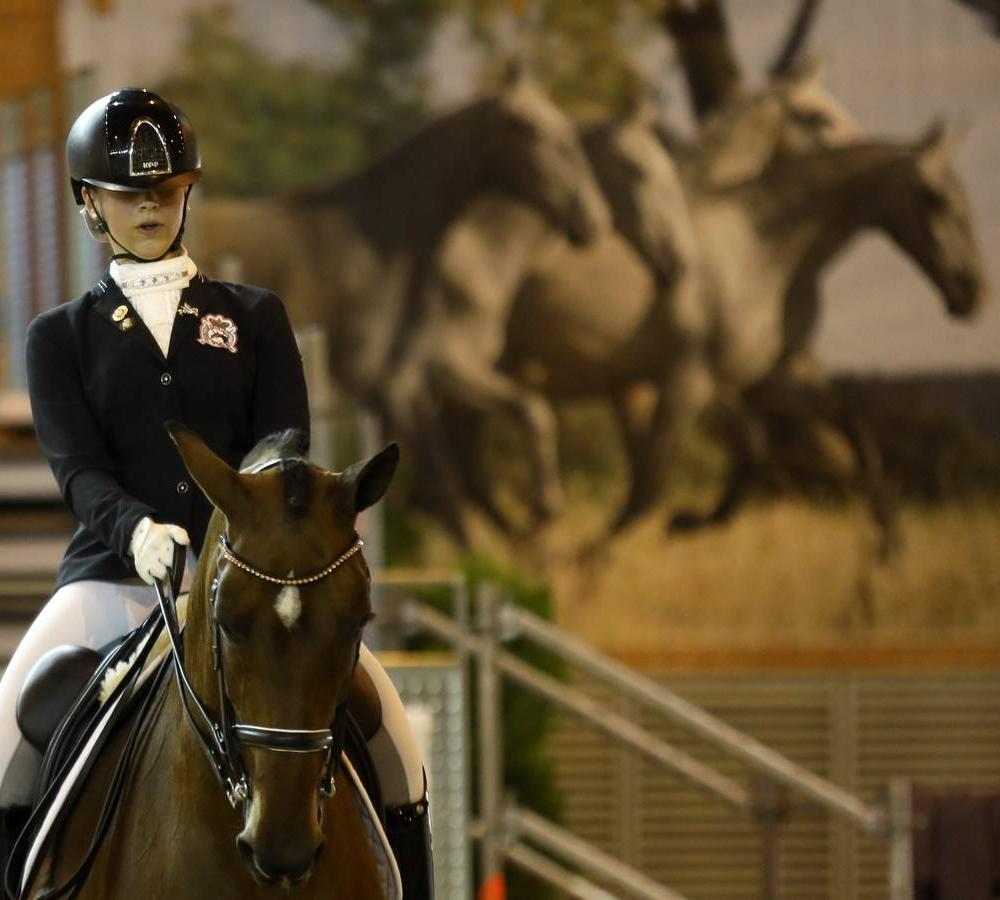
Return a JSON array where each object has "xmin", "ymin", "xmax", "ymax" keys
[{"xmin": 402, "ymin": 584, "xmax": 914, "ymax": 900}]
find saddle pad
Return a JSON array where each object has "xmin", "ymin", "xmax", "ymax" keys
[
  {"xmin": 343, "ymin": 754, "xmax": 403, "ymax": 900},
  {"xmin": 20, "ymin": 676, "xmax": 136, "ymax": 893}
]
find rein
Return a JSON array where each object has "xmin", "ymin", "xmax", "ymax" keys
[{"xmin": 155, "ymin": 531, "xmax": 365, "ymax": 808}]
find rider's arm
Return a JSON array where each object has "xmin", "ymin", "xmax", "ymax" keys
[
  {"xmin": 250, "ymin": 291, "xmax": 310, "ymax": 444},
  {"xmin": 26, "ymin": 313, "xmax": 156, "ymax": 562}
]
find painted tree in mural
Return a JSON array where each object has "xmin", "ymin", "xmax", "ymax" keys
[{"xmin": 158, "ymin": 11, "xmax": 368, "ymax": 194}]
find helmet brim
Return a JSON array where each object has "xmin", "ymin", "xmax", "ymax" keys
[{"xmin": 80, "ymin": 170, "xmax": 201, "ymax": 194}]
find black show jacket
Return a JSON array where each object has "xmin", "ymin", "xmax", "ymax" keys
[{"xmin": 26, "ymin": 272, "xmax": 310, "ymax": 589}]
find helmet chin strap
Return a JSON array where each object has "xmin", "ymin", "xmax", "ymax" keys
[{"xmin": 88, "ymin": 186, "xmax": 192, "ymax": 264}]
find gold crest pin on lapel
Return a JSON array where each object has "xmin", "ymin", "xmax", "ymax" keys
[
  {"xmin": 112, "ymin": 305, "xmax": 129, "ymax": 323},
  {"xmin": 120, "ymin": 317, "xmax": 134, "ymax": 332},
  {"xmin": 177, "ymin": 302, "xmax": 199, "ymax": 317}
]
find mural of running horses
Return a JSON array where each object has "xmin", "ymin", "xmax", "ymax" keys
[
  {"xmin": 418, "ymin": 65, "xmax": 865, "ymax": 539},
  {"xmin": 22, "ymin": 427, "xmax": 398, "ymax": 898}
]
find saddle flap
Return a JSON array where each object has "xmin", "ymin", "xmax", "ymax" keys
[
  {"xmin": 15, "ymin": 645, "xmax": 103, "ymax": 754},
  {"xmin": 347, "ymin": 663, "xmax": 383, "ymax": 742}
]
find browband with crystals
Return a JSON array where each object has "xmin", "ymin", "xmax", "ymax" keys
[{"xmin": 218, "ymin": 534, "xmax": 364, "ymax": 586}]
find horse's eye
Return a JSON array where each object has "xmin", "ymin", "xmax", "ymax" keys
[
  {"xmin": 619, "ymin": 157, "xmax": 646, "ymax": 182},
  {"xmin": 216, "ymin": 606, "xmax": 251, "ymax": 639},
  {"xmin": 921, "ymin": 187, "xmax": 946, "ymax": 210},
  {"xmin": 507, "ymin": 116, "xmax": 536, "ymax": 138}
]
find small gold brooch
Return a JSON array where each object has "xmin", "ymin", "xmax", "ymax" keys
[
  {"xmin": 112, "ymin": 305, "xmax": 129, "ymax": 322},
  {"xmin": 119, "ymin": 317, "xmax": 134, "ymax": 332},
  {"xmin": 178, "ymin": 302, "xmax": 199, "ymax": 317}
]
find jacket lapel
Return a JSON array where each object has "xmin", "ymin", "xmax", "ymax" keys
[{"xmin": 91, "ymin": 275, "xmax": 164, "ymax": 361}]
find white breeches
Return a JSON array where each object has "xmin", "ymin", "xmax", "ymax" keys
[{"xmin": 0, "ymin": 580, "xmax": 425, "ymax": 809}]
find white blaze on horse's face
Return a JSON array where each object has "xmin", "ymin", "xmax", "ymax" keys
[{"xmin": 274, "ymin": 578, "xmax": 302, "ymax": 630}]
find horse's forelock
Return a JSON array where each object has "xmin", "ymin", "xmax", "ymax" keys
[
  {"xmin": 281, "ymin": 459, "xmax": 313, "ymax": 518},
  {"xmin": 239, "ymin": 429, "xmax": 309, "ymax": 471}
]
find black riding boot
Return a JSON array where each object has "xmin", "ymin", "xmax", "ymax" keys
[
  {"xmin": 0, "ymin": 805, "xmax": 31, "ymax": 898},
  {"xmin": 386, "ymin": 796, "xmax": 434, "ymax": 900}
]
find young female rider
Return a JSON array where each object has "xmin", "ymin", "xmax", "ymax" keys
[{"xmin": 0, "ymin": 88, "xmax": 432, "ymax": 896}]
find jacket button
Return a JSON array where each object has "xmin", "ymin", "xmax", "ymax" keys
[
  {"xmin": 177, "ymin": 481, "xmax": 189, "ymax": 494},
  {"xmin": 160, "ymin": 372, "xmax": 172, "ymax": 386}
]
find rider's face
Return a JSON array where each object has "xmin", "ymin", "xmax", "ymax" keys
[{"xmin": 83, "ymin": 184, "xmax": 187, "ymax": 260}]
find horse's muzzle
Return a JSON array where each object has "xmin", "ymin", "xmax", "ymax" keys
[{"xmin": 237, "ymin": 834, "xmax": 325, "ymax": 888}]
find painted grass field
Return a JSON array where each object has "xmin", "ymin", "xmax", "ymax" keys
[
  {"xmin": 411, "ymin": 389, "xmax": 1000, "ymax": 663},
  {"xmin": 419, "ymin": 491, "xmax": 1000, "ymax": 658}
]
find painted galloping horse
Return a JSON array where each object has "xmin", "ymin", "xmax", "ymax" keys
[
  {"xmin": 25, "ymin": 427, "xmax": 399, "ymax": 899},
  {"xmin": 190, "ymin": 73, "xmax": 609, "ymax": 394},
  {"xmin": 394, "ymin": 102, "xmax": 693, "ymax": 539}
]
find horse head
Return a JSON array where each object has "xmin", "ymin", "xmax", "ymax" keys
[
  {"xmin": 771, "ymin": 57, "xmax": 863, "ymax": 153},
  {"xmin": 481, "ymin": 67, "xmax": 611, "ymax": 246},
  {"xmin": 695, "ymin": 56, "xmax": 862, "ymax": 187},
  {"xmin": 884, "ymin": 122, "xmax": 986, "ymax": 318},
  {"xmin": 169, "ymin": 424, "xmax": 399, "ymax": 888},
  {"xmin": 583, "ymin": 97, "xmax": 695, "ymax": 282}
]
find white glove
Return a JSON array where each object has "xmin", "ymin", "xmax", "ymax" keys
[{"xmin": 130, "ymin": 517, "xmax": 190, "ymax": 585}]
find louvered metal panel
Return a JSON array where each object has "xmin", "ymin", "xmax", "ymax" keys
[{"xmin": 547, "ymin": 670, "xmax": 1000, "ymax": 900}]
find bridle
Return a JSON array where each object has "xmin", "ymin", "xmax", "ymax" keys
[{"xmin": 155, "ymin": 461, "xmax": 365, "ymax": 810}]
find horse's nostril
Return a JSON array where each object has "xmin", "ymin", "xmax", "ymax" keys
[
  {"xmin": 237, "ymin": 837, "xmax": 270, "ymax": 884},
  {"xmin": 236, "ymin": 835, "xmax": 319, "ymax": 886},
  {"xmin": 236, "ymin": 836, "xmax": 254, "ymax": 868}
]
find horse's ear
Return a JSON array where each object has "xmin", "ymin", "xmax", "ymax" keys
[
  {"xmin": 780, "ymin": 53, "xmax": 824, "ymax": 90},
  {"xmin": 500, "ymin": 56, "xmax": 528, "ymax": 88},
  {"xmin": 338, "ymin": 443, "xmax": 400, "ymax": 514},
  {"xmin": 917, "ymin": 118, "xmax": 966, "ymax": 158},
  {"xmin": 166, "ymin": 422, "xmax": 246, "ymax": 517}
]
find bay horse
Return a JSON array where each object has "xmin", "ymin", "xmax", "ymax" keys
[{"xmin": 23, "ymin": 426, "xmax": 399, "ymax": 899}]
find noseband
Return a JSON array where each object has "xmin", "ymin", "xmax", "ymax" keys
[{"xmin": 155, "ymin": 518, "xmax": 365, "ymax": 809}]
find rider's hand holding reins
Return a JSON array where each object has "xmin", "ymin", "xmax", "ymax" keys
[{"xmin": 130, "ymin": 517, "xmax": 190, "ymax": 585}]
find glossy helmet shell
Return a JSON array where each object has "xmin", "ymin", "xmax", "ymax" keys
[{"xmin": 67, "ymin": 88, "xmax": 201, "ymax": 205}]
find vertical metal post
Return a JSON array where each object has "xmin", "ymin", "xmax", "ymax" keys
[
  {"xmin": 477, "ymin": 582, "xmax": 505, "ymax": 887},
  {"xmin": 754, "ymin": 776, "xmax": 788, "ymax": 900},
  {"xmin": 887, "ymin": 777, "xmax": 914, "ymax": 900}
]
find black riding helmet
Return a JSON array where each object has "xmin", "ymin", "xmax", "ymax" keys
[{"xmin": 67, "ymin": 88, "xmax": 201, "ymax": 261}]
